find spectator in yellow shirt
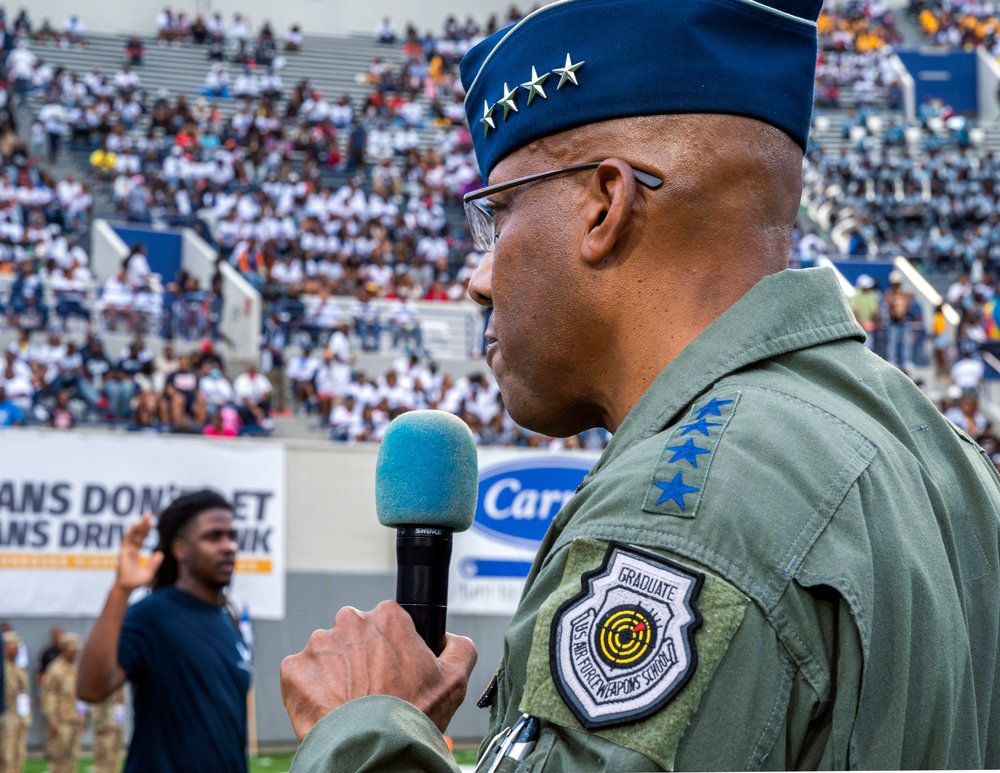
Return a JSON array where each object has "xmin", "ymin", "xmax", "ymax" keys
[{"xmin": 89, "ymin": 144, "xmax": 117, "ymax": 175}]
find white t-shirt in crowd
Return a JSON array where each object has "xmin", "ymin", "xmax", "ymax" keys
[
  {"xmin": 234, "ymin": 371, "xmax": 272, "ymax": 403},
  {"xmin": 951, "ymin": 358, "xmax": 984, "ymax": 391},
  {"xmin": 199, "ymin": 374, "xmax": 235, "ymax": 406}
]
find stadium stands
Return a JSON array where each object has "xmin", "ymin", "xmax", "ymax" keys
[
  {"xmin": 911, "ymin": 0, "xmax": 1000, "ymax": 51},
  {"xmin": 0, "ymin": 4, "xmax": 999, "ymax": 456}
]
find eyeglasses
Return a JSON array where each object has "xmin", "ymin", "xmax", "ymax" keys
[{"xmin": 463, "ymin": 161, "xmax": 664, "ymax": 253}]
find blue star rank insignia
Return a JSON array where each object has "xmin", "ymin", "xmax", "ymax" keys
[
  {"xmin": 644, "ymin": 392, "xmax": 740, "ymax": 518},
  {"xmin": 653, "ymin": 472, "xmax": 699, "ymax": 510}
]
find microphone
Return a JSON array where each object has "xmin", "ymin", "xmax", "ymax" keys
[{"xmin": 376, "ymin": 410, "xmax": 478, "ymax": 655}]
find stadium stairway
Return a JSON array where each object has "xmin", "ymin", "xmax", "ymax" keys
[{"xmin": 812, "ymin": 108, "xmax": 1000, "ymax": 155}]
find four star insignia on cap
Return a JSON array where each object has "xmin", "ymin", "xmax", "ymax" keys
[
  {"xmin": 480, "ymin": 100, "xmax": 497, "ymax": 136},
  {"xmin": 520, "ymin": 66, "xmax": 550, "ymax": 105},
  {"xmin": 498, "ymin": 82, "xmax": 519, "ymax": 121},
  {"xmin": 552, "ymin": 54, "xmax": 584, "ymax": 89},
  {"xmin": 482, "ymin": 54, "xmax": 584, "ymax": 139}
]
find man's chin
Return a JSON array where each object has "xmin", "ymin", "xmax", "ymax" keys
[
  {"xmin": 211, "ymin": 572, "xmax": 234, "ymax": 589},
  {"xmin": 505, "ymin": 399, "xmax": 587, "ymax": 439}
]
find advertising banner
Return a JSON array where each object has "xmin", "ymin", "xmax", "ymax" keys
[
  {"xmin": 0, "ymin": 432, "xmax": 286, "ymax": 619},
  {"xmin": 452, "ymin": 449, "xmax": 600, "ymax": 615}
]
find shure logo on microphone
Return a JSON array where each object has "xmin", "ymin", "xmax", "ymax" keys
[{"xmin": 413, "ymin": 528, "xmax": 444, "ymax": 536}]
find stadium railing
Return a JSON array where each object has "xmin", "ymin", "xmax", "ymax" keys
[
  {"xmin": 977, "ymin": 47, "xmax": 1000, "ymax": 125},
  {"xmin": 181, "ymin": 226, "xmax": 261, "ymax": 363}
]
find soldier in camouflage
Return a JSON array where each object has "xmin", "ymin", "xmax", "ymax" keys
[
  {"xmin": 42, "ymin": 633, "xmax": 85, "ymax": 773},
  {"xmin": 2, "ymin": 631, "xmax": 31, "ymax": 773},
  {"xmin": 91, "ymin": 685, "xmax": 126, "ymax": 773}
]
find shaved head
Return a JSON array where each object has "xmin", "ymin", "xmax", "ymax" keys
[{"xmin": 495, "ymin": 113, "xmax": 803, "ymax": 275}]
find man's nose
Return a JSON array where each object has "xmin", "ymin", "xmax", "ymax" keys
[{"xmin": 467, "ymin": 251, "xmax": 493, "ymax": 307}]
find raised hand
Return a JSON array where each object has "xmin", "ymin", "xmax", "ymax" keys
[{"xmin": 116, "ymin": 513, "xmax": 164, "ymax": 593}]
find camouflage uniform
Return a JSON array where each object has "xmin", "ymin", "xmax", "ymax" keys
[
  {"xmin": 1, "ymin": 636, "xmax": 31, "ymax": 773},
  {"xmin": 42, "ymin": 654, "xmax": 85, "ymax": 773},
  {"xmin": 91, "ymin": 686, "xmax": 126, "ymax": 773}
]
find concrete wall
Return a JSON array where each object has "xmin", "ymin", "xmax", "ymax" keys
[
  {"xmin": 24, "ymin": 0, "xmax": 511, "ymax": 38},
  {"xmin": 894, "ymin": 48, "xmax": 979, "ymax": 115},
  {"xmin": 90, "ymin": 219, "xmax": 130, "ymax": 282}
]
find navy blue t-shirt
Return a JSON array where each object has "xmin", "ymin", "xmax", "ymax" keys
[{"xmin": 119, "ymin": 587, "xmax": 252, "ymax": 773}]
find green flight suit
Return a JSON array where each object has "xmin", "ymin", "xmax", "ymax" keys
[{"xmin": 291, "ymin": 267, "xmax": 1000, "ymax": 771}]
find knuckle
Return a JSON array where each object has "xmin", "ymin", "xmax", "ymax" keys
[
  {"xmin": 333, "ymin": 605, "xmax": 362, "ymax": 627},
  {"xmin": 306, "ymin": 627, "xmax": 328, "ymax": 646},
  {"xmin": 375, "ymin": 599, "xmax": 407, "ymax": 622}
]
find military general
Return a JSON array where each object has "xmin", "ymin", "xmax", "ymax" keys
[{"xmin": 279, "ymin": 0, "xmax": 1000, "ymax": 769}]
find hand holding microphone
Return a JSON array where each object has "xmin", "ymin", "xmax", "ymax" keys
[
  {"xmin": 376, "ymin": 410, "xmax": 478, "ymax": 655},
  {"xmin": 280, "ymin": 411, "xmax": 479, "ymax": 740}
]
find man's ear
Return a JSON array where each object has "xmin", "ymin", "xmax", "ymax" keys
[
  {"xmin": 580, "ymin": 158, "xmax": 637, "ymax": 264},
  {"xmin": 171, "ymin": 537, "xmax": 188, "ymax": 567}
]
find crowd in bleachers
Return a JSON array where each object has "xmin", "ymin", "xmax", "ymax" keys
[
  {"xmin": 814, "ymin": 0, "xmax": 905, "ymax": 107},
  {"xmin": 911, "ymin": 0, "xmax": 1000, "ymax": 52},
  {"xmin": 0, "ymin": 321, "xmax": 609, "ymax": 448},
  {"xmin": 0, "ymin": 330, "xmax": 280, "ymax": 435},
  {"xmin": 17, "ymin": 7, "xmax": 487, "ymax": 323},
  {"xmin": 0, "ymin": 13, "xmax": 490, "ymax": 358},
  {"xmin": 154, "ymin": 7, "xmax": 303, "ymax": 59},
  {"xmin": 4, "ymin": 2, "xmax": 1000, "ymax": 453},
  {"xmin": 2, "ymin": 11, "xmax": 88, "ymax": 49},
  {"xmin": 846, "ymin": 268, "xmax": 1000, "ymax": 460},
  {"xmin": 802, "ymin": 111, "xmax": 1000, "ymax": 273},
  {"xmin": 814, "ymin": 49, "xmax": 904, "ymax": 108}
]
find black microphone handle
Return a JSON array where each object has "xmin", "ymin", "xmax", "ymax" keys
[{"xmin": 396, "ymin": 525, "xmax": 453, "ymax": 656}]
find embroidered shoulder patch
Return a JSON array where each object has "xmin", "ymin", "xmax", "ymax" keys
[
  {"xmin": 643, "ymin": 391, "xmax": 740, "ymax": 518},
  {"xmin": 550, "ymin": 543, "xmax": 703, "ymax": 729}
]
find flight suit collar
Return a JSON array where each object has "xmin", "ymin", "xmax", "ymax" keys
[{"xmin": 589, "ymin": 267, "xmax": 865, "ymax": 479}]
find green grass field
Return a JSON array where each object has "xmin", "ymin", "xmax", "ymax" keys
[
  {"xmin": 22, "ymin": 756, "xmax": 296, "ymax": 773},
  {"xmin": 21, "ymin": 749, "xmax": 479, "ymax": 771}
]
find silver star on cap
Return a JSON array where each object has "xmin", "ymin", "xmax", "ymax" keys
[
  {"xmin": 498, "ymin": 82, "xmax": 519, "ymax": 121},
  {"xmin": 480, "ymin": 100, "xmax": 497, "ymax": 136},
  {"xmin": 520, "ymin": 66, "xmax": 549, "ymax": 106},
  {"xmin": 552, "ymin": 54, "xmax": 584, "ymax": 89}
]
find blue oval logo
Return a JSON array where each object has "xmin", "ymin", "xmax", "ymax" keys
[{"xmin": 474, "ymin": 457, "xmax": 595, "ymax": 547}]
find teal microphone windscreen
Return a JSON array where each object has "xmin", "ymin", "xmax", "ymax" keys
[{"xmin": 376, "ymin": 410, "xmax": 478, "ymax": 531}]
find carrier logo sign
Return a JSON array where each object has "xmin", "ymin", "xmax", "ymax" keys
[
  {"xmin": 552, "ymin": 544, "xmax": 703, "ymax": 729},
  {"xmin": 474, "ymin": 457, "xmax": 593, "ymax": 547}
]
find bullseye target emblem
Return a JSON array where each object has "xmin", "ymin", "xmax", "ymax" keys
[
  {"xmin": 596, "ymin": 605, "xmax": 657, "ymax": 667},
  {"xmin": 554, "ymin": 545, "xmax": 704, "ymax": 728}
]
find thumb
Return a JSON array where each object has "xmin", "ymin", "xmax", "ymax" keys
[{"xmin": 438, "ymin": 633, "xmax": 477, "ymax": 677}]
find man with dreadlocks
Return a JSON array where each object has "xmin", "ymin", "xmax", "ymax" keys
[{"xmin": 76, "ymin": 489, "xmax": 252, "ymax": 773}]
